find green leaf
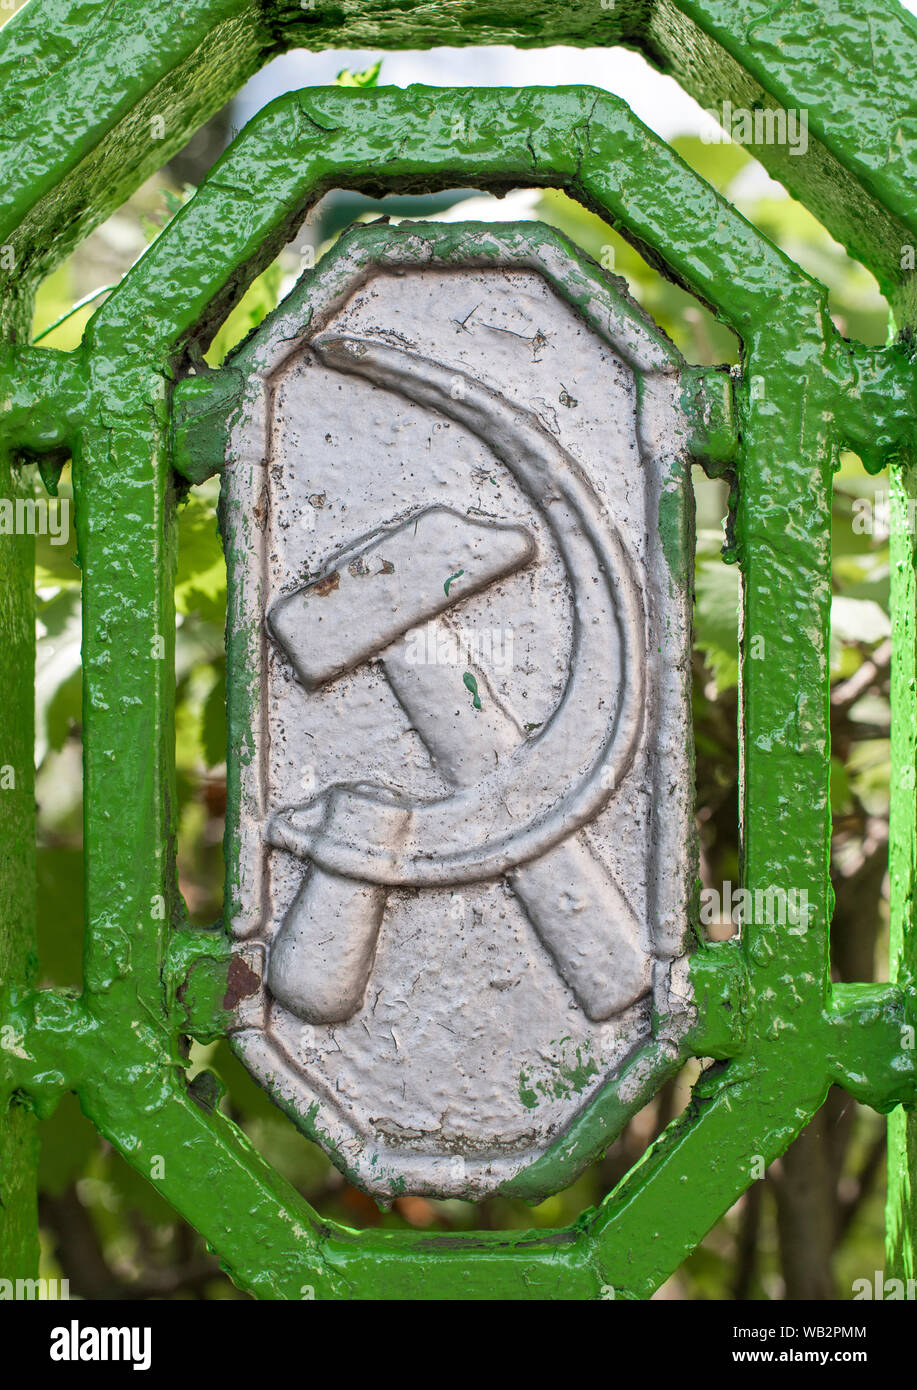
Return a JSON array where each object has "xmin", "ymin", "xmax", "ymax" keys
[
  {"xmin": 38, "ymin": 1093, "xmax": 98, "ymax": 1197},
  {"xmin": 36, "ymin": 846, "xmax": 84, "ymax": 988},
  {"xmin": 831, "ymin": 595, "xmax": 890, "ymax": 646},
  {"xmin": 104, "ymin": 1147, "xmax": 178, "ymax": 1228},
  {"xmin": 830, "ymin": 755, "xmax": 852, "ymax": 814},
  {"xmin": 670, "ymin": 135, "xmax": 751, "ymax": 192},
  {"xmin": 335, "ymin": 60, "xmax": 382, "ymax": 88},
  {"xmin": 202, "ymin": 666, "xmax": 227, "ymax": 769},
  {"xmin": 46, "ymin": 666, "xmax": 81, "ymax": 754},
  {"xmin": 175, "ymin": 489, "xmax": 226, "ymax": 627},
  {"xmin": 35, "ymin": 588, "xmax": 82, "ymax": 766},
  {"xmin": 845, "ymin": 738, "xmax": 890, "ymax": 817},
  {"xmin": 204, "ymin": 261, "xmax": 285, "ymax": 366},
  {"xmin": 694, "ymin": 556, "xmax": 740, "ymax": 692}
]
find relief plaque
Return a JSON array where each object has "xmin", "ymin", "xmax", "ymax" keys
[{"xmin": 220, "ymin": 222, "xmax": 696, "ymax": 1197}]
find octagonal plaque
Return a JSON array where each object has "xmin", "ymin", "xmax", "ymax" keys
[{"xmin": 219, "ymin": 221, "xmax": 697, "ymax": 1198}]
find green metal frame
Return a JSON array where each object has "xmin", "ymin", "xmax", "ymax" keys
[{"xmin": 2, "ymin": 0, "xmax": 917, "ymax": 1300}]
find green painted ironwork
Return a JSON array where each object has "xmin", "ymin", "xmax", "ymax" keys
[{"xmin": 0, "ymin": 0, "xmax": 916, "ymax": 1300}]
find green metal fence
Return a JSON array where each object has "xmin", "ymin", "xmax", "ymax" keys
[{"xmin": 1, "ymin": 0, "xmax": 917, "ymax": 1299}]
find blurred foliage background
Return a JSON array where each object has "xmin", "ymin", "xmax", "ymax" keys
[{"xmin": 26, "ymin": 57, "xmax": 894, "ymax": 1300}]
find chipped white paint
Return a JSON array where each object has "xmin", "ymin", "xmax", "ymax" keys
[{"xmin": 221, "ymin": 223, "xmax": 696, "ymax": 1197}]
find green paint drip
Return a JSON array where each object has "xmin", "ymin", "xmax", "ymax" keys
[
  {"xmin": 462, "ymin": 671, "xmax": 482, "ymax": 709},
  {"xmin": 444, "ymin": 568, "xmax": 464, "ymax": 596}
]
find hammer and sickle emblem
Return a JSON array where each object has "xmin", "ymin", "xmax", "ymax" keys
[{"xmin": 264, "ymin": 335, "xmax": 649, "ymax": 1024}]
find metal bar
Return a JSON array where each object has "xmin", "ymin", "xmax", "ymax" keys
[
  {"xmin": 0, "ymin": 448, "xmax": 37, "ymax": 1280},
  {"xmin": 887, "ymin": 463, "xmax": 917, "ymax": 1281},
  {"xmin": 4, "ymin": 0, "xmax": 917, "ymax": 308}
]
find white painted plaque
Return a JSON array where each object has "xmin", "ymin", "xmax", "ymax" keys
[{"xmin": 221, "ymin": 222, "xmax": 696, "ymax": 1197}]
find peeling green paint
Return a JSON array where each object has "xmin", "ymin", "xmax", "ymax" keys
[
  {"xmin": 657, "ymin": 459, "xmax": 691, "ymax": 590},
  {"xmin": 518, "ymin": 1069, "xmax": 539, "ymax": 1111},
  {"xmin": 518, "ymin": 1040, "xmax": 600, "ymax": 1108}
]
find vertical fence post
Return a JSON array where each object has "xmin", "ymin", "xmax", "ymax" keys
[
  {"xmin": 887, "ymin": 461, "xmax": 917, "ymax": 1282},
  {"xmin": 0, "ymin": 448, "xmax": 37, "ymax": 1280}
]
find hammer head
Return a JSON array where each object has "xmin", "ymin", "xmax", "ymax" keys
[{"xmin": 267, "ymin": 505, "xmax": 535, "ymax": 690}]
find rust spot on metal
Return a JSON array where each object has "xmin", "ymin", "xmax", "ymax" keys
[
  {"xmin": 223, "ymin": 954, "xmax": 260, "ymax": 1010},
  {"xmin": 312, "ymin": 570, "xmax": 340, "ymax": 596}
]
